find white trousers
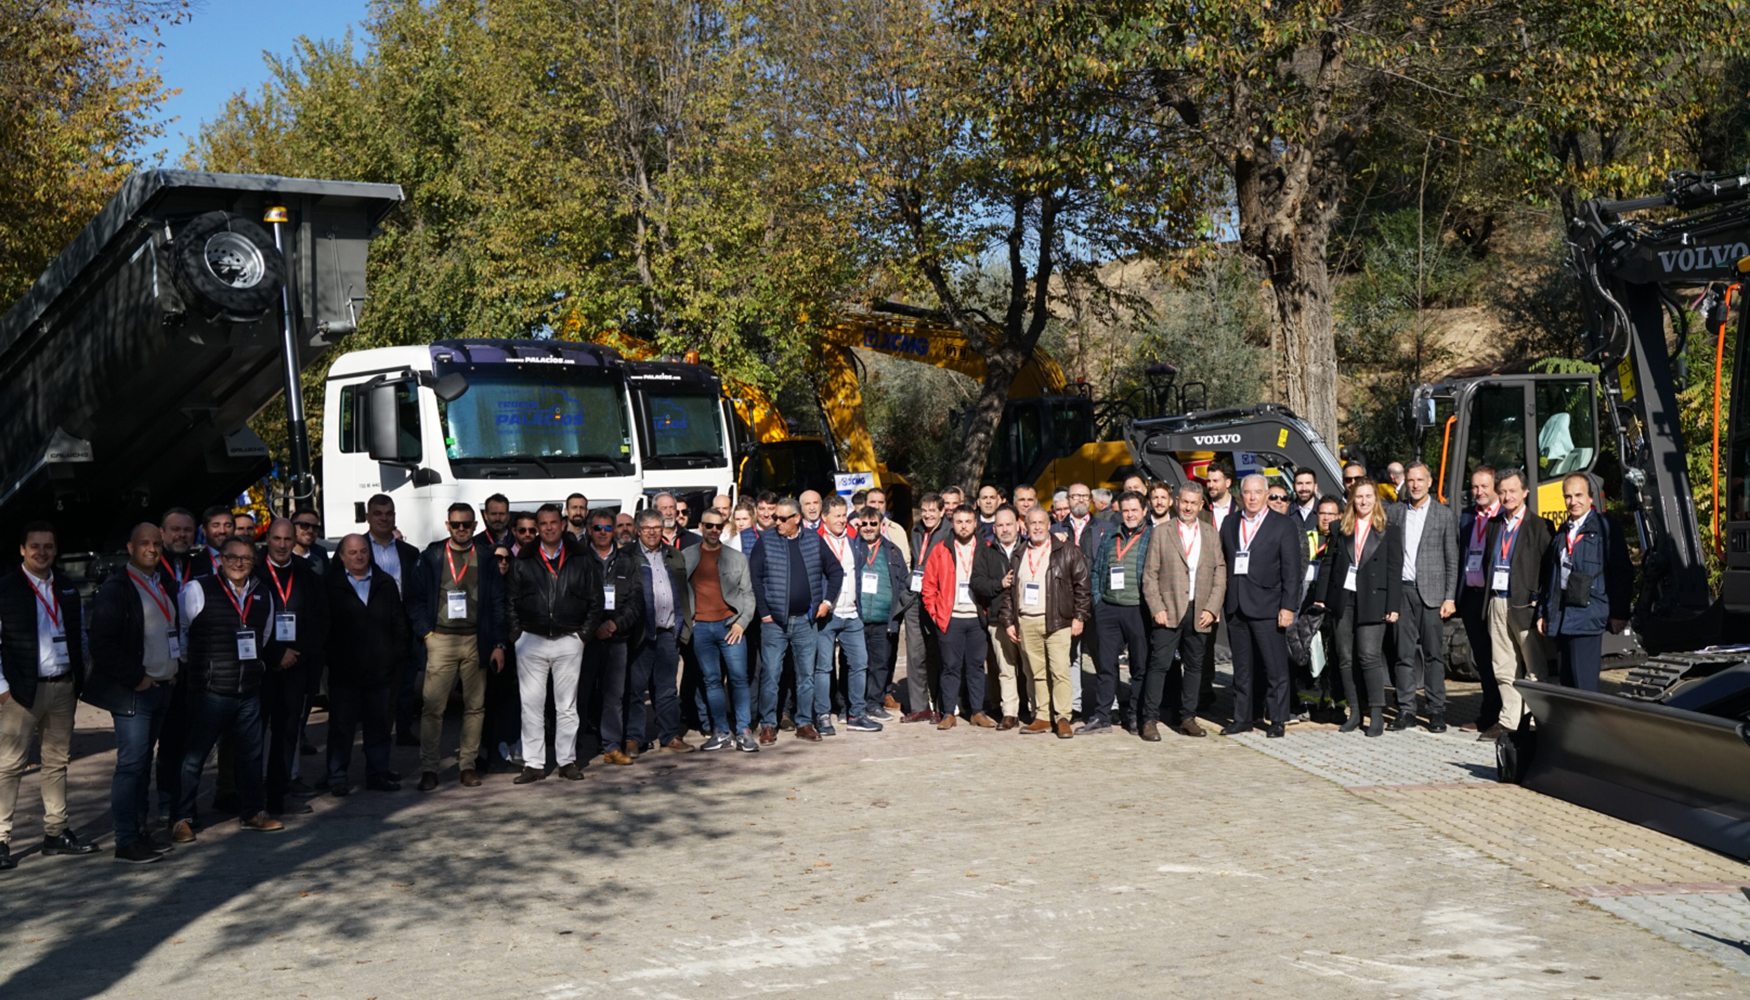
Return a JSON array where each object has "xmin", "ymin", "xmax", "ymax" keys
[{"xmin": 517, "ymin": 633, "xmax": 584, "ymax": 767}]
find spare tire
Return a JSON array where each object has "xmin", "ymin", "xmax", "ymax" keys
[{"xmin": 171, "ymin": 210, "xmax": 284, "ymax": 322}]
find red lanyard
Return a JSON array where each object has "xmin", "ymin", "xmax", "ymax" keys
[
  {"xmin": 1498, "ymin": 512, "xmax": 1523, "ymax": 562},
  {"xmin": 1566, "ymin": 514, "xmax": 1587, "ymax": 557},
  {"xmin": 956, "ymin": 542, "xmax": 974, "ymax": 578},
  {"xmin": 1353, "ymin": 520, "xmax": 1370, "ymax": 562},
  {"xmin": 1239, "ymin": 513, "xmax": 1263, "ymax": 550},
  {"xmin": 863, "ymin": 541, "xmax": 884, "ymax": 568},
  {"xmin": 25, "ymin": 570, "xmax": 61, "ymax": 631},
  {"xmin": 1472, "ymin": 505, "xmax": 1498, "ymax": 547},
  {"xmin": 445, "ymin": 544, "xmax": 473, "ymax": 586},
  {"xmin": 129, "ymin": 568, "xmax": 173, "ymax": 622},
  {"xmin": 220, "ymin": 579, "xmax": 251, "ymax": 622},
  {"xmin": 824, "ymin": 532, "xmax": 848, "ymax": 562},
  {"xmin": 265, "ymin": 561, "xmax": 294, "ymax": 607},
  {"xmin": 1112, "ymin": 529, "xmax": 1143, "ymax": 564},
  {"xmin": 1026, "ymin": 542, "xmax": 1047, "ymax": 576},
  {"xmin": 1179, "ymin": 522, "xmax": 1198, "ymax": 558},
  {"xmin": 540, "ymin": 545, "xmax": 566, "ymax": 577},
  {"xmin": 207, "ymin": 548, "xmax": 222, "ymax": 575},
  {"xmin": 164, "ymin": 557, "xmax": 188, "ymax": 590}
]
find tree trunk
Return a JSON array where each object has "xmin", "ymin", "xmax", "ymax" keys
[
  {"xmin": 1266, "ymin": 243, "xmax": 1340, "ymax": 449},
  {"xmin": 949, "ymin": 349, "xmax": 1023, "ymax": 489}
]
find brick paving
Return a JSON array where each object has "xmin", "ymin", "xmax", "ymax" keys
[{"xmin": 0, "ymin": 700, "xmax": 1745, "ymax": 998}]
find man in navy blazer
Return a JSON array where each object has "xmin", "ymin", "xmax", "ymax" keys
[{"xmin": 1219, "ymin": 475, "xmax": 1305, "ymax": 737}]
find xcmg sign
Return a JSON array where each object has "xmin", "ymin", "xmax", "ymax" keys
[{"xmin": 1658, "ymin": 242, "xmax": 1750, "ymax": 274}]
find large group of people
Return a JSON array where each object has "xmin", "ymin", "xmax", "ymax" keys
[{"xmin": 0, "ymin": 459, "xmax": 1633, "ymax": 869}]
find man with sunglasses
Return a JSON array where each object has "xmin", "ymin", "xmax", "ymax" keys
[
  {"xmin": 290, "ymin": 509, "xmax": 329, "ymax": 578},
  {"xmin": 256, "ymin": 518, "xmax": 330, "ymax": 815},
  {"xmin": 682, "ymin": 509, "xmax": 757, "ymax": 751},
  {"xmin": 811, "ymin": 496, "xmax": 880, "ymax": 735},
  {"xmin": 510, "ymin": 505, "xmax": 611, "ymax": 779},
  {"xmin": 748, "ymin": 498, "xmax": 841, "ymax": 743},
  {"xmin": 901, "ymin": 493, "xmax": 951, "ymax": 723},
  {"xmin": 411, "ymin": 502, "xmax": 506, "ymax": 790},
  {"xmin": 580, "ymin": 509, "xmax": 642, "ymax": 764},
  {"xmin": 509, "ymin": 511, "xmax": 538, "ymax": 556},
  {"xmin": 853, "ymin": 505, "xmax": 910, "ymax": 723},
  {"xmin": 1267, "ymin": 487, "xmax": 1291, "ymax": 516}
]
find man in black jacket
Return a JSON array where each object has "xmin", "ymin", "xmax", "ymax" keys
[
  {"xmin": 1220, "ymin": 475, "xmax": 1306, "ymax": 737},
  {"xmin": 257, "ymin": 518, "xmax": 330, "ymax": 815},
  {"xmin": 153, "ymin": 507, "xmax": 200, "ymax": 826},
  {"xmin": 171, "ymin": 537, "xmax": 283, "ymax": 841},
  {"xmin": 507, "ymin": 504, "xmax": 607, "ymax": 783},
  {"xmin": 365, "ymin": 493, "xmax": 427, "ymax": 745},
  {"xmin": 87, "ymin": 523, "xmax": 182, "ymax": 863},
  {"xmin": 1480, "ymin": 470, "xmax": 1554, "ymax": 741},
  {"xmin": 0, "ymin": 521, "xmax": 101, "ymax": 870},
  {"xmin": 324, "ymin": 535, "xmax": 409, "ymax": 794},
  {"xmin": 578, "ymin": 508, "xmax": 642, "ymax": 765},
  {"xmin": 411, "ymin": 502, "xmax": 506, "ymax": 791}
]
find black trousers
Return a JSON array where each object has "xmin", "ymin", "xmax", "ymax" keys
[
  {"xmin": 863, "ymin": 622, "xmax": 895, "ymax": 718},
  {"xmin": 1394, "ymin": 580, "xmax": 1448, "ymax": 715},
  {"xmin": 1458, "ymin": 588, "xmax": 1500, "ymax": 728},
  {"xmin": 1555, "ymin": 632, "xmax": 1603, "ymax": 692},
  {"xmin": 155, "ymin": 677, "xmax": 190, "ymax": 818},
  {"xmin": 1334, "ymin": 605, "xmax": 1388, "ymax": 713},
  {"xmin": 937, "ymin": 617, "xmax": 987, "ymax": 718},
  {"xmin": 260, "ymin": 663, "xmax": 309, "ymax": 814},
  {"xmin": 1142, "ymin": 605, "xmax": 1207, "ymax": 723},
  {"xmin": 589, "ymin": 638, "xmax": 630, "ymax": 754},
  {"xmin": 326, "ymin": 678, "xmax": 393, "ymax": 784},
  {"xmin": 482, "ymin": 645, "xmax": 521, "ymax": 764},
  {"xmin": 1228, "ymin": 611, "xmax": 1291, "ymax": 727},
  {"xmin": 1093, "ymin": 601, "xmax": 1148, "ymax": 725}
]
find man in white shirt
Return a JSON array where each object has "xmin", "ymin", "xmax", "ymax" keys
[
  {"xmin": 984, "ymin": 506, "xmax": 1025, "ymax": 728},
  {"xmin": 812, "ymin": 497, "xmax": 878, "ymax": 734}
]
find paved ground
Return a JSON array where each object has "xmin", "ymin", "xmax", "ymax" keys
[{"xmin": 2, "ymin": 674, "xmax": 1747, "ymax": 999}]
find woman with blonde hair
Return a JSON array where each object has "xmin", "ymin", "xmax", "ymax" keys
[{"xmin": 1310, "ymin": 481, "xmax": 1403, "ymax": 736}]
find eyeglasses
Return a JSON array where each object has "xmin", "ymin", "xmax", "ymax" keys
[
  {"xmin": 589, "ymin": 525, "xmax": 615, "ymax": 533},
  {"xmin": 448, "ymin": 520, "xmax": 476, "ymax": 529},
  {"xmin": 221, "ymin": 554, "xmax": 254, "ymax": 564}
]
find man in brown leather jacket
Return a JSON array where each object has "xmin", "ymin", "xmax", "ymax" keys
[{"xmin": 1001, "ymin": 507, "xmax": 1090, "ymax": 738}]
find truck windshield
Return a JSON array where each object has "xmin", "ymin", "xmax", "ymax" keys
[
  {"xmin": 439, "ymin": 370, "xmax": 632, "ymax": 464},
  {"xmin": 639, "ymin": 390, "xmax": 726, "ymax": 468}
]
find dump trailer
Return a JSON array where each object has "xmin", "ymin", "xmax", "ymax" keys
[{"xmin": 0, "ymin": 171, "xmax": 403, "ymax": 553}]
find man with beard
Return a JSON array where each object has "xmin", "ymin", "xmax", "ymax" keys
[{"xmin": 565, "ymin": 493, "xmax": 590, "ymax": 541}]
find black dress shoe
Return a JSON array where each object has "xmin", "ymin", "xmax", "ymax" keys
[
  {"xmin": 1266, "ymin": 722, "xmax": 1286, "ymax": 738},
  {"xmin": 1386, "ymin": 716, "xmax": 1413, "ymax": 732},
  {"xmin": 285, "ymin": 778, "xmax": 317, "ymax": 797},
  {"xmin": 385, "ymin": 770, "xmax": 403, "ymax": 782},
  {"xmin": 300, "ymin": 740, "xmax": 318, "ymax": 756},
  {"xmin": 364, "ymin": 778, "xmax": 401, "ymax": 792},
  {"xmin": 269, "ymin": 802, "xmax": 314, "ymax": 816},
  {"xmin": 1219, "ymin": 722, "xmax": 1253, "ymax": 736},
  {"xmin": 0, "ymin": 843, "xmax": 15, "ymax": 871},
  {"xmin": 1426, "ymin": 714, "xmax": 1448, "ymax": 733},
  {"xmin": 331, "ymin": 783, "xmax": 355, "ymax": 797},
  {"xmin": 512, "ymin": 766, "xmax": 545, "ymax": 784},
  {"xmin": 42, "ymin": 830, "xmax": 100, "ymax": 857}
]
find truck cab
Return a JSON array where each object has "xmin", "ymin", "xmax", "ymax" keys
[
  {"xmin": 623, "ymin": 359, "xmax": 735, "ymax": 510},
  {"xmin": 323, "ymin": 339, "xmax": 641, "ymax": 547}
]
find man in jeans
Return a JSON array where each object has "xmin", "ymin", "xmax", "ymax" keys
[
  {"xmin": 683, "ymin": 509, "xmax": 757, "ymax": 751},
  {"xmin": 629, "ymin": 510, "xmax": 694, "ymax": 754},
  {"xmin": 748, "ymin": 497, "xmax": 841, "ymax": 744},
  {"xmin": 171, "ymin": 537, "xmax": 283, "ymax": 841},
  {"xmin": 413, "ymin": 502, "xmax": 506, "ymax": 790},
  {"xmin": 87, "ymin": 523, "xmax": 180, "ymax": 862},
  {"xmin": 852, "ymin": 505, "xmax": 910, "ymax": 723},
  {"xmin": 814, "ymin": 496, "xmax": 881, "ymax": 735},
  {"xmin": 580, "ymin": 510, "xmax": 642, "ymax": 765}
]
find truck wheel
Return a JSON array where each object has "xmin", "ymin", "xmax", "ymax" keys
[{"xmin": 171, "ymin": 211, "xmax": 283, "ymax": 321}]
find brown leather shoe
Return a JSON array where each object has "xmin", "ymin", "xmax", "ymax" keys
[
  {"xmin": 513, "ymin": 766, "xmax": 544, "ymax": 784},
  {"xmin": 758, "ymin": 726, "xmax": 777, "ymax": 745},
  {"xmin": 937, "ymin": 714, "xmax": 957, "ymax": 730},
  {"xmin": 417, "ymin": 771, "xmax": 438, "ymax": 792},
  {"xmin": 624, "ymin": 739, "xmax": 643, "ymax": 759},
  {"xmin": 661, "ymin": 737, "xmax": 696, "ymax": 754},
  {"xmin": 1020, "ymin": 718, "xmax": 1052, "ymax": 734},
  {"xmin": 997, "ymin": 715, "xmax": 1019, "ymax": 730},
  {"xmin": 557, "ymin": 762, "xmax": 585, "ymax": 780},
  {"xmin": 459, "ymin": 769, "xmax": 481, "ymax": 787},
  {"xmin": 1477, "ymin": 724, "xmax": 1508, "ymax": 742},
  {"xmin": 171, "ymin": 820, "xmax": 196, "ymax": 844},
  {"xmin": 1054, "ymin": 719, "xmax": 1073, "ymax": 739},
  {"xmin": 601, "ymin": 749, "xmax": 634, "ymax": 765},
  {"xmin": 1177, "ymin": 719, "xmax": 1207, "ymax": 738},
  {"xmin": 241, "ymin": 812, "xmax": 284, "ymax": 833},
  {"xmin": 900, "ymin": 711, "xmax": 933, "ymax": 723},
  {"xmin": 1140, "ymin": 721, "xmax": 1162, "ymax": 742},
  {"xmin": 795, "ymin": 724, "xmax": 823, "ymax": 742},
  {"xmin": 970, "ymin": 712, "xmax": 996, "ymax": 728},
  {"xmin": 884, "ymin": 694, "xmax": 901, "ymax": 710}
]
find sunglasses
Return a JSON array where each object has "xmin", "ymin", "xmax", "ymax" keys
[
  {"xmin": 858, "ymin": 521, "xmax": 880, "ymax": 528},
  {"xmin": 293, "ymin": 522, "xmax": 318, "ymax": 531},
  {"xmin": 590, "ymin": 525, "xmax": 615, "ymax": 533},
  {"xmin": 1268, "ymin": 495, "xmax": 1288, "ymax": 502},
  {"xmin": 1344, "ymin": 475, "xmax": 1365, "ymax": 483},
  {"xmin": 776, "ymin": 513, "xmax": 799, "ymax": 522},
  {"xmin": 448, "ymin": 520, "xmax": 476, "ymax": 529},
  {"xmin": 514, "ymin": 527, "xmax": 537, "ymax": 536},
  {"xmin": 699, "ymin": 521, "xmax": 724, "ymax": 529}
]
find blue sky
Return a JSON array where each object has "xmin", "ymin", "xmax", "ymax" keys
[{"xmin": 140, "ymin": 0, "xmax": 372, "ymax": 164}]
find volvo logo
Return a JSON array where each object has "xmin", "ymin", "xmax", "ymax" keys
[
  {"xmin": 1192, "ymin": 433, "xmax": 1242, "ymax": 446},
  {"xmin": 1658, "ymin": 243, "xmax": 1750, "ymax": 273}
]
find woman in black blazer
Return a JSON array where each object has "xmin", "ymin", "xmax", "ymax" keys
[{"xmin": 1312, "ymin": 482, "xmax": 1403, "ymax": 736}]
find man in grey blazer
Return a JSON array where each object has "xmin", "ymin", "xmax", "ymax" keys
[
  {"xmin": 683, "ymin": 510, "xmax": 758, "ymax": 750},
  {"xmin": 1386, "ymin": 461, "xmax": 1458, "ymax": 732}
]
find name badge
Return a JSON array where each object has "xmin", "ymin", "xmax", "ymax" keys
[
  {"xmin": 168, "ymin": 630, "xmax": 183, "ymax": 660},
  {"xmin": 1344, "ymin": 565, "xmax": 1358, "ymax": 592},
  {"xmin": 1305, "ymin": 563, "xmax": 1318, "ymax": 583},
  {"xmin": 1491, "ymin": 566, "xmax": 1510, "ymax": 592},
  {"xmin": 236, "ymin": 630, "xmax": 258, "ymax": 660},
  {"xmin": 861, "ymin": 571, "xmax": 879, "ymax": 595},
  {"xmin": 1108, "ymin": 566, "xmax": 1125, "ymax": 591},
  {"xmin": 956, "ymin": 581, "xmax": 972, "ymax": 604},
  {"xmin": 603, "ymin": 583, "xmax": 616, "ymax": 611},
  {"xmin": 274, "ymin": 613, "xmax": 297, "ymax": 642},
  {"xmin": 50, "ymin": 633, "xmax": 70, "ymax": 666},
  {"xmin": 1465, "ymin": 551, "xmax": 1483, "ymax": 574},
  {"xmin": 447, "ymin": 590, "xmax": 468, "ymax": 619},
  {"xmin": 1233, "ymin": 551, "xmax": 1250, "ymax": 576},
  {"xmin": 909, "ymin": 568, "xmax": 925, "ymax": 593},
  {"xmin": 1023, "ymin": 581, "xmax": 1042, "ymax": 607}
]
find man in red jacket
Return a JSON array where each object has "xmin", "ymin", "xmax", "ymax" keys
[{"xmin": 921, "ymin": 509, "xmax": 1005, "ymax": 729}]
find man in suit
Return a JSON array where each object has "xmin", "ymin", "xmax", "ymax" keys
[
  {"xmin": 1455, "ymin": 467, "xmax": 1501, "ymax": 733},
  {"xmin": 1196, "ymin": 462, "xmax": 1238, "ymax": 713},
  {"xmin": 629, "ymin": 510, "xmax": 694, "ymax": 753},
  {"xmin": 1480, "ymin": 469, "xmax": 1553, "ymax": 741},
  {"xmin": 1290, "ymin": 469, "xmax": 1321, "ymax": 529},
  {"xmin": 365, "ymin": 493, "xmax": 427, "ymax": 745},
  {"xmin": 1386, "ymin": 462, "xmax": 1459, "ymax": 732},
  {"xmin": 325, "ymin": 534, "xmax": 409, "ymax": 794},
  {"xmin": 1220, "ymin": 474, "xmax": 1305, "ymax": 737},
  {"xmin": 256, "ymin": 518, "xmax": 331, "ymax": 815},
  {"xmin": 1139, "ymin": 482, "xmax": 1226, "ymax": 739}
]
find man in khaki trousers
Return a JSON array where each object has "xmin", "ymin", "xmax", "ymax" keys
[
  {"xmin": 1478, "ymin": 471, "xmax": 1552, "ymax": 742},
  {"xmin": 413, "ymin": 503, "xmax": 507, "ymax": 791},
  {"xmin": 1002, "ymin": 508, "xmax": 1090, "ymax": 739}
]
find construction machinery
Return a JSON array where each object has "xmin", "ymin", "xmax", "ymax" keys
[{"xmin": 1486, "ymin": 167, "xmax": 1750, "ymax": 860}]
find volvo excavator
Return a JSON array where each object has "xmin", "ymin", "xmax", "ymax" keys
[{"xmin": 1484, "ymin": 168, "xmax": 1750, "ymax": 860}]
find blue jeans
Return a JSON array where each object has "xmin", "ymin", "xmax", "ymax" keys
[
  {"xmin": 758, "ymin": 614, "xmax": 817, "ymax": 729},
  {"xmin": 693, "ymin": 618, "xmax": 752, "ymax": 733},
  {"xmin": 628, "ymin": 627, "xmax": 682, "ymax": 746},
  {"xmin": 111, "ymin": 683, "xmax": 173, "ymax": 848},
  {"xmin": 814, "ymin": 616, "xmax": 868, "ymax": 724},
  {"xmin": 177, "ymin": 688, "xmax": 265, "ymax": 824}
]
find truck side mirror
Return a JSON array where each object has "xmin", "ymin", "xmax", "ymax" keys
[
  {"xmin": 430, "ymin": 372, "xmax": 468, "ymax": 402},
  {"xmin": 366, "ymin": 381, "xmax": 408, "ymax": 464}
]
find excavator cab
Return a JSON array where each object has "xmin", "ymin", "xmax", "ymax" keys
[
  {"xmin": 1410, "ymin": 374, "xmax": 1599, "ymax": 521},
  {"xmin": 985, "ymin": 395, "xmax": 1100, "ymax": 489}
]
